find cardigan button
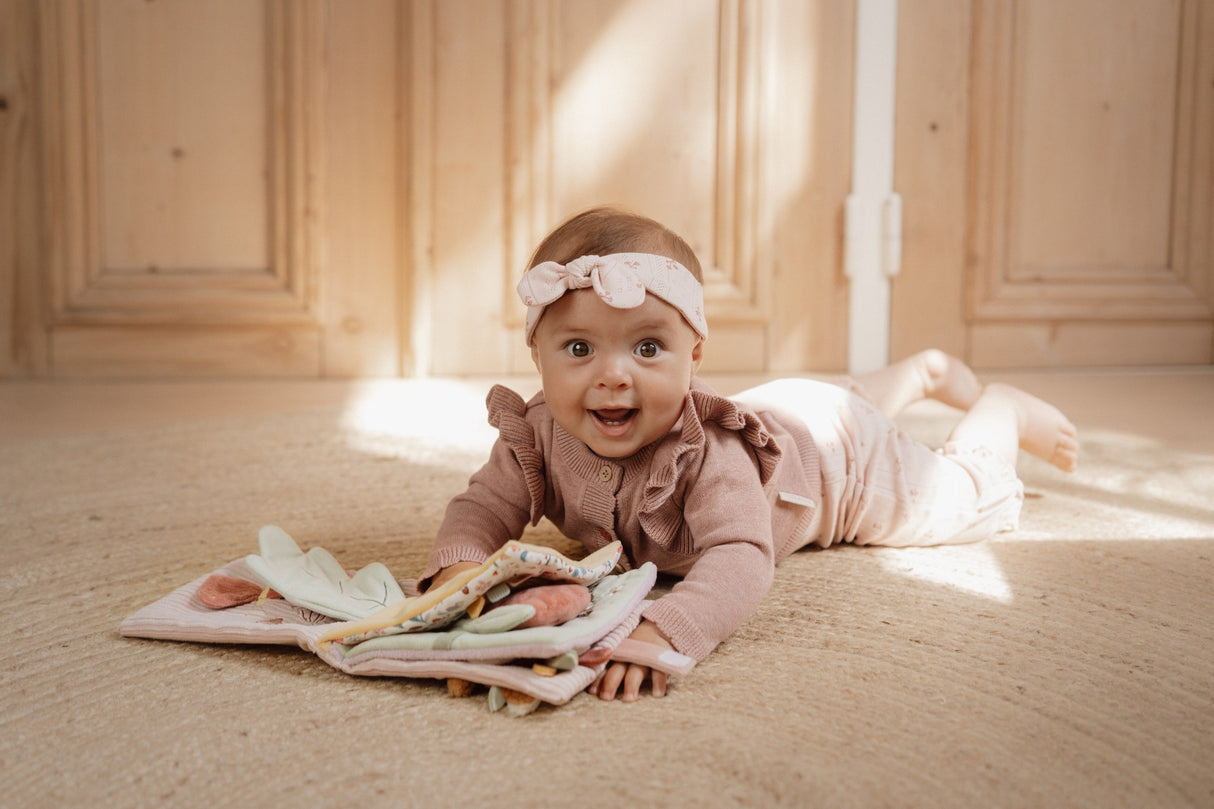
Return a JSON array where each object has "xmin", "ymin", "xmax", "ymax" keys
[{"xmin": 598, "ymin": 465, "xmax": 613, "ymax": 482}]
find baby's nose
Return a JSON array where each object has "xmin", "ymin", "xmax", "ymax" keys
[{"xmin": 595, "ymin": 355, "xmax": 633, "ymax": 388}]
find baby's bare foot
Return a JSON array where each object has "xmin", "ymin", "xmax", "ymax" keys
[
  {"xmin": 857, "ymin": 349, "xmax": 983, "ymax": 417},
  {"xmin": 917, "ymin": 349, "xmax": 983, "ymax": 411},
  {"xmin": 985, "ymin": 382, "xmax": 1079, "ymax": 472}
]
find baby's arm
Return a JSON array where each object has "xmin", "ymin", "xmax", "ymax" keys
[
  {"xmin": 593, "ymin": 532, "xmax": 774, "ymax": 702},
  {"xmin": 644, "ymin": 539, "xmax": 774, "ymax": 658},
  {"xmin": 638, "ymin": 435, "xmax": 778, "ymax": 664},
  {"xmin": 594, "ymin": 478, "xmax": 776, "ymax": 700}
]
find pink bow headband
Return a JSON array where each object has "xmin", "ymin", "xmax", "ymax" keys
[{"xmin": 517, "ymin": 252, "xmax": 708, "ymax": 345}]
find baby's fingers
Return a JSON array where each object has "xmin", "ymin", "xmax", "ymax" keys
[
  {"xmin": 651, "ymin": 668, "xmax": 668, "ymax": 698},
  {"xmin": 591, "ymin": 662, "xmax": 627, "ymax": 700},
  {"xmin": 620, "ymin": 664, "xmax": 650, "ymax": 702}
]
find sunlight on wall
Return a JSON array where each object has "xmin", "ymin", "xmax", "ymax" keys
[
  {"xmin": 549, "ymin": 0, "xmax": 816, "ymax": 268},
  {"xmin": 553, "ymin": 0, "xmax": 718, "ymax": 221}
]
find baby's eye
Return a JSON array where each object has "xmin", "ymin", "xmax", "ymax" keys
[
  {"xmin": 565, "ymin": 340, "xmax": 592, "ymax": 358},
  {"xmin": 636, "ymin": 341, "xmax": 662, "ymax": 359}
]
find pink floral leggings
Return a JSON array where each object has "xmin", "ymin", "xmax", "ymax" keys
[{"xmin": 732, "ymin": 378, "xmax": 1024, "ymax": 551}]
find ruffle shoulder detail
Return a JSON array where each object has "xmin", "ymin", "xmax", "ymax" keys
[
  {"xmin": 639, "ymin": 389, "xmax": 783, "ymax": 544},
  {"xmin": 687, "ymin": 389, "xmax": 783, "ymax": 485},
  {"xmin": 485, "ymin": 385, "xmax": 546, "ymax": 525}
]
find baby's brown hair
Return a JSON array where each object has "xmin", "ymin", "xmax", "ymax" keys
[{"xmin": 527, "ymin": 206, "xmax": 704, "ymax": 282}]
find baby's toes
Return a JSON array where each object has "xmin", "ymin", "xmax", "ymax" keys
[{"xmin": 1053, "ymin": 441, "xmax": 1079, "ymax": 472}]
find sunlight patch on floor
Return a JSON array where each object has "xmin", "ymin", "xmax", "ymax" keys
[
  {"xmin": 877, "ymin": 544, "xmax": 1014, "ymax": 603},
  {"xmin": 1015, "ymin": 428, "xmax": 1214, "ymax": 541},
  {"xmin": 338, "ymin": 379, "xmax": 507, "ymax": 459}
]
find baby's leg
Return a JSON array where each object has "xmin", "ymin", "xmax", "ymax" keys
[
  {"xmin": 804, "ymin": 384, "xmax": 1025, "ymax": 548},
  {"xmin": 853, "ymin": 349, "xmax": 982, "ymax": 418},
  {"xmin": 948, "ymin": 383, "xmax": 1079, "ymax": 472}
]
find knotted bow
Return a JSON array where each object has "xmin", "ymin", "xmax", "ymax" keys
[{"xmin": 517, "ymin": 252, "xmax": 708, "ymax": 344}]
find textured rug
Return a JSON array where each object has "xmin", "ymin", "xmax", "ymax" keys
[{"xmin": 2, "ymin": 372, "xmax": 1212, "ymax": 808}]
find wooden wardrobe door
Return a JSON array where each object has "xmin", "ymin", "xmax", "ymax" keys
[
  {"xmin": 8, "ymin": 0, "xmax": 403, "ymax": 377},
  {"xmin": 894, "ymin": 0, "xmax": 1213, "ymax": 368},
  {"xmin": 411, "ymin": 0, "xmax": 855, "ymax": 375}
]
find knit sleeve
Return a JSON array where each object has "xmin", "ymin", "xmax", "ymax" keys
[
  {"xmin": 417, "ymin": 386, "xmax": 544, "ymax": 589},
  {"xmin": 640, "ymin": 429, "xmax": 777, "ymax": 661}
]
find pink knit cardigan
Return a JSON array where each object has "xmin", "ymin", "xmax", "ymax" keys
[{"xmin": 420, "ymin": 378, "xmax": 823, "ymax": 662}]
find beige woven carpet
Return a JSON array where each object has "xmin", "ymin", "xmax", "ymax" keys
[{"xmin": 2, "ymin": 370, "xmax": 1212, "ymax": 808}]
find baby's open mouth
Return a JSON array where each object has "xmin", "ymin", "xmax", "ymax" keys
[{"xmin": 590, "ymin": 408, "xmax": 637, "ymax": 427}]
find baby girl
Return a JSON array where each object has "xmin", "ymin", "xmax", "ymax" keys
[{"xmin": 419, "ymin": 206, "xmax": 1078, "ymax": 702}]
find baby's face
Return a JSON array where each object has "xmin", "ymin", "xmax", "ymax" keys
[{"xmin": 530, "ymin": 289, "xmax": 703, "ymax": 459}]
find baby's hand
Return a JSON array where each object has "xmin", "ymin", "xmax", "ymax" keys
[
  {"xmin": 589, "ymin": 620, "xmax": 672, "ymax": 702},
  {"xmin": 424, "ymin": 561, "xmax": 481, "ymax": 593}
]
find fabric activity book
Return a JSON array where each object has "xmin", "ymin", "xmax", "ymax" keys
[{"xmin": 120, "ymin": 526, "xmax": 695, "ymax": 714}]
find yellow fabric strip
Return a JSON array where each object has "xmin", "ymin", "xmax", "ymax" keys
[{"xmin": 317, "ymin": 545, "xmax": 509, "ymax": 645}]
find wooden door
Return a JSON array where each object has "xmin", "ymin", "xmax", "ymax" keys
[
  {"xmin": 893, "ymin": 0, "xmax": 1214, "ymax": 368},
  {"xmin": 3, "ymin": 0, "xmax": 403, "ymax": 377},
  {"xmin": 409, "ymin": 0, "xmax": 855, "ymax": 375},
  {"xmin": 14, "ymin": 1, "xmax": 1200, "ymax": 378},
  {"xmin": 2, "ymin": 0, "xmax": 857, "ymax": 378}
]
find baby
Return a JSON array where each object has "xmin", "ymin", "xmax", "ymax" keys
[{"xmin": 419, "ymin": 206, "xmax": 1078, "ymax": 702}]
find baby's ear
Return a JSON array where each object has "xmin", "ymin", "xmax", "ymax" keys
[
  {"xmin": 691, "ymin": 338, "xmax": 705, "ymax": 374},
  {"xmin": 530, "ymin": 343, "xmax": 542, "ymax": 372}
]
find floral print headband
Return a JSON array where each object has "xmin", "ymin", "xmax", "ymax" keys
[{"xmin": 517, "ymin": 252, "xmax": 708, "ymax": 345}]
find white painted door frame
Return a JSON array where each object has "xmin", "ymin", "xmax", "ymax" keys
[{"xmin": 845, "ymin": 0, "xmax": 901, "ymax": 374}]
